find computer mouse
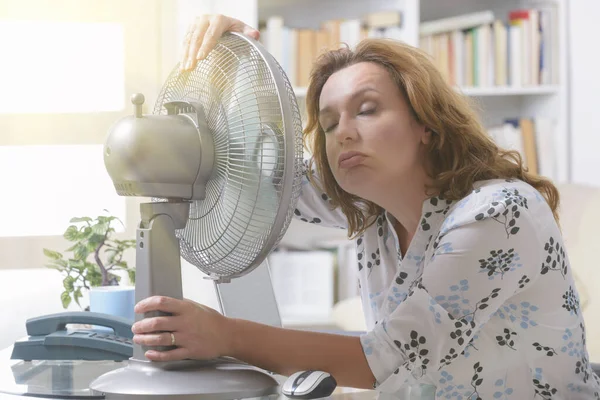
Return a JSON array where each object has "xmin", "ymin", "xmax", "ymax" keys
[{"xmin": 281, "ymin": 370, "xmax": 337, "ymax": 399}]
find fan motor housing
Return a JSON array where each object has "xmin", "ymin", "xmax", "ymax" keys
[{"xmin": 104, "ymin": 96, "xmax": 213, "ymax": 200}]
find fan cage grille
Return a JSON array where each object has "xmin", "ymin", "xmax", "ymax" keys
[{"xmin": 152, "ymin": 33, "xmax": 304, "ymax": 279}]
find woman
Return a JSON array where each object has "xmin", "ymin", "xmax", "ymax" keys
[{"xmin": 132, "ymin": 14, "xmax": 600, "ymax": 399}]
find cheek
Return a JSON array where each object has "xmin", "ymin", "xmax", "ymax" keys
[
  {"xmin": 373, "ymin": 129, "xmax": 422, "ymax": 170},
  {"xmin": 325, "ymin": 138, "xmax": 338, "ymax": 172}
]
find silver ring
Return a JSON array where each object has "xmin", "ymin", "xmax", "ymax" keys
[{"xmin": 170, "ymin": 332, "xmax": 176, "ymax": 346}]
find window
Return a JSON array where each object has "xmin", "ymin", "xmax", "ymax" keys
[
  {"xmin": 0, "ymin": 20, "xmax": 124, "ymax": 114},
  {"xmin": 0, "ymin": 145, "xmax": 126, "ymax": 237}
]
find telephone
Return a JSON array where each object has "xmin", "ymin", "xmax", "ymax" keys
[{"xmin": 11, "ymin": 311, "xmax": 133, "ymax": 361}]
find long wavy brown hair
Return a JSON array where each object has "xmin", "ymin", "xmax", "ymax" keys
[{"xmin": 303, "ymin": 38, "xmax": 560, "ymax": 238}]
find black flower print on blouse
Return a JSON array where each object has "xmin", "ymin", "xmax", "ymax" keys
[
  {"xmin": 407, "ymin": 275, "xmax": 424, "ymax": 297},
  {"xmin": 469, "ymin": 362, "xmax": 484, "ymax": 400},
  {"xmin": 393, "ymin": 330, "xmax": 430, "ymax": 378},
  {"xmin": 562, "ymin": 286, "xmax": 580, "ymax": 315},
  {"xmin": 478, "ymin": 248, "xmax": 521, "ymax": 280},
  {"xmin": 425, "ymin": 234, "xmax": 434, "ymax": 252},
  {"xmin": 293, "ymin": 208, "xmax": 322, "ymax": 224},
  {"xmin": 475, "ymin": 187, "xmax": 529, "ymax": 238},
  {"xmin": 541, "ymin": 237, "xmax": 568, "ymax": 277},
  {"xmin": 421, "ymin": 196, "xmax": 453, "ymax": 231},
  {"xmin": 424, "ymin": 232, "xmax": 446, "ymax": 254},
  {"xmin": 518, "ymin": 275, "xmax": 531, "ymax": 289},
  {"xmin": 396, "ymin": 271, "xmax": 408, "ymax": 285},
  {"xmin": 533, "ymin": 378, "xmax": 558, "ymax": 399},
  {"xmin": 376, "ymin": 214, "xmax": 385, "ymax": 238},
  {"xmin": 320, "ymin": 192, "xmax": 333, "ymax": 207},
  {"xmin": 439, "ymin": 288, "xmax": 501, "ymax": 367},
  {"xmin": 357, "ymin": 235, "xmax": 365, "ymax": 272},
  {"xmin": 531, "ymin": 368, "xmax": 559, "ymax": 399},
  {"xmin": 532, "ymin": 341, "xmax": 558, "ymax": 357},
  {"xmin": 496, "ymin": 328, "xmax": 517, "ymax": 350},
  {"xmin": 367, "ymin": 248, "xmax": 381, "ymax": 277}
]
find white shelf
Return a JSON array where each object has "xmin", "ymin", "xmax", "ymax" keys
[
  {"xmin": 293, "ymin": 85, "xmax": 560, "ymax": 98},
  {"xmin": 457, "ymin": 85, "xmax": 560, "ymax": 97}
]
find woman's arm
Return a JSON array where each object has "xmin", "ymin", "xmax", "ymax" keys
[
  {"xmin": 229, "ymin": 318, "xmax": 375, "ymax": 389},
  {"xmin": 131, "ymin": 297, "xmax": 375, "ymax": 389}
]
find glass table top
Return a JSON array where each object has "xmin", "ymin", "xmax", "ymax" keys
[{"xmin": 0, "ymin": 346, "xmax": 124, "ymax": 399}]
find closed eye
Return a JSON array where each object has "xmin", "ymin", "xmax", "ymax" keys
[
  {"xmin": 359, "ymin": 108, "xmax": 376, "ymax": 116},
  {"xmin": 324, "ymin": 123, "xmax": 338, "ymax": 133}
]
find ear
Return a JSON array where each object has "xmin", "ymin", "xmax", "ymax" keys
[{"xmin": 421, "ymin": 127, "xmax": 433, "ymax": 145}]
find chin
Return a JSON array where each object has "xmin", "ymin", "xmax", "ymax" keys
[{"xmin": 337, "ymin": 173, "xmax": 374, "ymax": 200}]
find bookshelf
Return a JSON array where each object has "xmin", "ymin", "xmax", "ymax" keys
[{"xmin": 458, "ymin": 85, "xmax": 560, "ymax": 97}]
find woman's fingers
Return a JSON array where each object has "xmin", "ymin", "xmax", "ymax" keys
[
  {"xmin": 180, "ymin": 14, "xmax": 260, "ymax": 72},
  {"xmin": 242, "ymin": 24, "xmax": 260, "ymax": 40},
  {"xmin": 134, "ymin": 295, "xmax": 184, "ymax": 315},
  {"xmin": 183, "ymin": 17, "xmax": 210, "ymax": 70},
  {"xmin": 145, "ymin": 346, "xmax": 190, "ymax": 362},
  {"xmin": 131, "ymin": 315, "xmax": 176, "ymax": 334},
  {"xmin": 195, "ymin": 14, "xmax": 229, "ymax": 61},
  {"xmin": 132, "ymin": 331, "xmax": 174, "ymax": 347}
]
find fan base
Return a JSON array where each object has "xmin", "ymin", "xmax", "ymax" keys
[{"xmin": 89, "ymin": 358, "xmax": 280, "ymax": 400}]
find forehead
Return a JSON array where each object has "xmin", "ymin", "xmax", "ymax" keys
[{"xmin": 319, "ymin": 62, "xmax": 394, "ymax": 106}]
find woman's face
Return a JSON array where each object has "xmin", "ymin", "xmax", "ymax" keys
[{"xmin": 318, "ymin": 61, "xmax": 431, "ymax": 201}]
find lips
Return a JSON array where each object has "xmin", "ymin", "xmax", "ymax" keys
[{"xmin": 338, "ymin": 151, "xmax": 366, "ymax": 169}]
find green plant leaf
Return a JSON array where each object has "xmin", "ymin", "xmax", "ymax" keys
[
  {"xmin": 74, "ymin": 245, "xmax": 89, "ymax": 261},
  {"xmin": 98, "ymin": 216, "xmax": 117, "ymax": 224},
  {"xmin": 87, "ymin": 241, "xmax": 100, "ymax": 254},
  {"xmin": 46, "ymin": 263, "xmax": 65, "ymax": 271},
  {"xmin": 64, "ymin": 225, "xmax": 80, "ymax": 241},
  {"xmin": 74, "ymin": 287, "xmax": 83, "ymax": 307},
  {"xmin": 61, "ymin": 291, "xmax": 72, "ymax": 309},
  {"xmin": 70, "ymin": 217, "xmax": 92, "ymax": 223},
  {"xmin": 85, "ymin": 266, "xmax": 103, "ymax": 287},
  {"xmin": 92, "ymin": 223, "xmax": 110, "ymax": 236},
  {"xmin": 63, "ymin": 276, "xmax": 75, "ymax": 291},
  {"xmin": 43, "ymin": 248, "xmax": 63, "ymax": 260},
  {"xmin": 128, "ymin": 269, "xmax": 136, "ymax": 285},
  {"xmin": 52, "ymin": 213, "xmax": 135, "ymax": 301},
  {"xmin": 46, "ymin": 257, "xmax": 68, "ymax": 270},
  {"xmin": 88, "ymin": 233, "xmax": 106, "ymax": 245}
]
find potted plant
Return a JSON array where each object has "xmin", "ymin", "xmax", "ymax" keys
[{"xmin": 43, "ymin": 211, "xmax": 136, "ymax": 320}]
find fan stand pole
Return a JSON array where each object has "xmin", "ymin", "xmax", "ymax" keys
[{"xmin": 132, "ymin": 200, "xmax": 190, "ymax": 361}]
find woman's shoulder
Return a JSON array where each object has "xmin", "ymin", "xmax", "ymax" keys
[{"xmin": 443, "ymin": 178, "xmax": 556, "ymax": 233}]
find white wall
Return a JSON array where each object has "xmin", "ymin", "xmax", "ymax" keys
[{"xmin": 569, "ymin": 0, "xmax": 600, "ymax": 186}]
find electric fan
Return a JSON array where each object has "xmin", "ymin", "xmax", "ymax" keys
[{"xmin": 90, "ymin": 32, "xmax": 305, "ymax": 399}]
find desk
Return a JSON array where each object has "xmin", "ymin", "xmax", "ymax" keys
[{"xmin": 0, "ymin": 345, "xmax": 378, "ymax": 400}]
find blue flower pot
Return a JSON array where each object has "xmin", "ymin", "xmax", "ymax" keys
[{"xmin": 89, "ymin": 286, "xmax": 135, "ymax": 323}]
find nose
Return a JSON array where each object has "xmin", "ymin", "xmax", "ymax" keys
[{"xmin": 334, "ymin": 113, "xmax": 358, "ymax": 144}]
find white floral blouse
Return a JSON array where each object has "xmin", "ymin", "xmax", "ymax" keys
[{"xmin": 294, "ymin": 161, "xmax": 600, "ymax": 399}]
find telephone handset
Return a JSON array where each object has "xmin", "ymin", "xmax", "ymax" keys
[{"xmin": 11, "ymin": 311, "xmax": 134, "ymax": 362}]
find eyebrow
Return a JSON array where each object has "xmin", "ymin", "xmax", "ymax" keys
[{"xmin": 319, "ymin": 87, "xmax": 380, "ymax": 116}]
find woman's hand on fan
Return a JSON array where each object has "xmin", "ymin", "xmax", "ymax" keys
[
  {"xmin": 180, "ymin": 14, "xmax": 260, "ymax": 71},
  {"xmin": 131, "ymin": 296, "xmax": 234, "ymax": 361}
]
